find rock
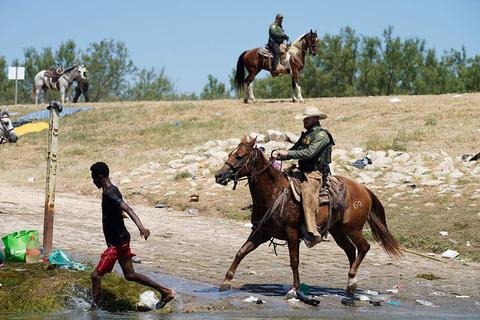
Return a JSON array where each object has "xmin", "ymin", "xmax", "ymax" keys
[
  {"xmin": 383, "ymin": 172, "xmax": 411, "ymax": 183},
  {"xmin": 168, "ymin": 160, "xmax": 185, "ymax": 169},
  {"xmin": 420, "ymin": 179, "xmax": 443, "ymax": 186},
  {"xmin": 27, "ymin": 176, "xmax": 35, "ymax": 183},
  {"xmin": 372, "ymin": 156, "xmax": 392, "ymax": 169},
  {"xmin": 120, "ymin": 177, "xmax": 132, "ymax": 184},
  {"xmin": 183, "ymin": 164, "xmax": 199, "ymax": 176},
  {"xmin": 332, "ymin": 149, "xmax": 348, "ymax": 161},
  {"xmin": 439, "ymin": 231, "xmax": 448, "ymax": 237},
  {"xmin": 182, "ymin": 155, "xmax": 206, "ymax": 164},
  {"xmin": 388, "ymin": 97, "xmax": 402, "ymax": 103},
  {"xmin": 413, "ymin": 165, "xmax": 429, "ymax": 177},
  {"xmin": 206, "ymin": 150, "xmax": 228, "ymax": 160},
  {"xmin": 203, "ymin": 140, "xmax": 217, "ymax": 148},
  {"xmin": 284, "ymin": 132, "xmax": 300, "ymax": 143},
  {"xmin": 266, "ymin": 129, "xmax": 286, "ymax": 142},
  {"xmin": 186, "ymin": 208, "xmax": 198, "ymax": 215},
  {"xmin": 393, "ymin": 153, "xmax": 410, "ymax": 163},
  {"xmin": 449, "ymin": 170, "xmax": 464, "ymax": 179},
  {"xmin": 227, "ymin": 138, "xmax": 241, "ymax": 145},
  {"xmin": 436, "ymin": 157, "xmax": 455, "ymax": 175},
  {"xmin": 155, "ymin": 203, "xmax": 167, "ymax": 208},
  {"xmin": 416, "ymin": 299, "xmax": 435, "ymax": 307},
  {"xmin": 248, "ymin": 132, "xmax": 266, "ymax": 143},
  {"xmin": 351, "ymin": 147, "xmax": 364, "ymax": 156},
  {"xmin": 148, "ymin": 162, "xmax": 161, "ymax": 170}
]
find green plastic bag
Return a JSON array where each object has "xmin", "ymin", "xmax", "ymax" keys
[{"xmin": 1, "ymin": 230, "xmax": 39, "ymax": 262}]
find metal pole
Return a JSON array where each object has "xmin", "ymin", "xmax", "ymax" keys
[
  {"xmin": 43, "ymin": 101, "xmax": 63, "ymax": 254},
  {"xmin": 14, "ymin": 66, "xmax": 18, "ymax": 105}
]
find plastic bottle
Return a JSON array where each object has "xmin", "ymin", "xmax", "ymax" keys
[{"xmin": 25, "ymin": 235, "xmax": 41, "ymax": 264}]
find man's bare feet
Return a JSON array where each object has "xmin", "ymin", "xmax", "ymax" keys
[{"xmin": 156, "ymin": 290, "xmax": 175, "ymax": 309}]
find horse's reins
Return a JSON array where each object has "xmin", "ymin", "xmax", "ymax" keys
[{"xmin": 225, "ymin": 146, "xmax": 290, "ymax": 254}]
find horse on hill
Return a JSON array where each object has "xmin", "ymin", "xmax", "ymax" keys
[
  {"xmin": 33, "ymin": 65, "xmax": 87, "ymax": 104},
  {"xmin": 234, "ymin": 30, "xmax": 318, "ymax": 104}
]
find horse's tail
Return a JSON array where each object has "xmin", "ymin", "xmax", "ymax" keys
[
  {"xmin": 234, "ymin": 51, "xmax": 247, "ymax": 91},
  {"xmin": 366, "ymin": 188, "xmax": 402, "ymax": 257}
]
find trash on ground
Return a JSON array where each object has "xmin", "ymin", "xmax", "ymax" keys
[
  {"xmin": 132, "ymin": 256, "xmax": 141, "ymax": 264},
  {"xmin": 299, "ymin": 283, "xmax": 311, "ymax": 295},
  {"xmin": 385, "ymin": 288, "xmax": 399, "ymax": 294},
  {"xmin": 431, "ymin": 291, "xmax": 446, "ymax": 296},
  {"xmin": 48, "ymin": 249, "xmax": 90, "ymax": 271},
  {"xmin": 137, "ymin": 290, "xmax": 159, "ymax": 311},
  {"xmin": 416, "ymin": 299, "xmax": 436, "ymax": 307},
  {"xmin": 25, "ymin": 234, "xmax": 41, "ymax": 264},
  {"xmin": 14, "ymin": 268, "xmax": 27, "ymax": 272},
  {"xmin": 470, "ymin": 152, "xmax": 480, "ymax": 161},
  {"xmin": 352, "ymin": 157, "xmax": 372, "ymax": 169},
  {"xmin": 369, "ymin": 300, "xmax": 381, "ymax": 306},
  {"xmin": 242, "ymin": 222, "xmax": 253, "ymax": 228},
  {"xmin": 441, "ymin": 249, "xmax": 459, "ymax": 259},
  {"xmin": 15, "ymin": 107, "xmax": 93, "ymax": 122},
  {"xmin": 388, "ymin": 97, "xmax": 402, "ymax": 103},
  {"xmin": 14, "ymin": 122, "xmax": 49, "ymax": 136},
  {"xmin": 364, "ymin": 289, "xmax": 379, "ymax": 296},
  {"xmin": 466, "ymin": 241, "xmax": 471, "ymax": 247},
  {"xmin": 439, "ymin": 231, "xmax": 449, "ymax": 237},
  {"xmin": 356, "ymin": 294, "xmax": 370, "ymax": 301},
  {"xmin": 154, "ymin": 203, "xmax": 167, "ymax": 208},
  {"xmin": 243, "ymin": 296, "xmax": 265, "ymax": 304},
  {"xmin": 341, "ymin": 298, "xmax": 356, "ymax": 306},
  {"xmin": 287, "ymin": 297, "xmax": 300, "ymax": 303},
  {"xmin": 385, "ymin": 300, "xmax": 401, "ymax": 306},
  {"xmin": 455, "ymin": 295, "xmax": 470, "ymax": 299},
  {"xmin": 190, "ymin": 194, "xmax": 199, "ymax": 202},
  {"xmin": 2, "ymin": 230, "xmax": 39, "ymax": 262},
  {"xmin": 185, "ymin": 208, "xmax": 198, "ymax": 215}
]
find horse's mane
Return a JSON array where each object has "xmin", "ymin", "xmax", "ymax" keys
[
  {"xmin": 292, "ymin": 33, "xmax": 308, "ymax": 45},
  {"xmin": 64, "ymin": 65, "xmax": 78, "ymax": 73}
]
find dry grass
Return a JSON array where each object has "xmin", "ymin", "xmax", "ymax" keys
[{"xmin": 2, "ymin": 94, "xmax": 480, "ymax": 260}]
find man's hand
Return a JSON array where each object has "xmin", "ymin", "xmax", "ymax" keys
[
  {"xmin": 139, "ymin": 227, "xmax": 151, "ymax": 240},
  {"xmin": 274, "ymin": 150, "xmax": 289, "ymax": 160}
]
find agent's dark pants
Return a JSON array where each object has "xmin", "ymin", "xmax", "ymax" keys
[
  {"xmin": 73, "ymin": 84, "xmax": 89, "ymax": 103},
  {"xmin": 268, "ymin": 41, "xmax": 281, "ymax": 72}
]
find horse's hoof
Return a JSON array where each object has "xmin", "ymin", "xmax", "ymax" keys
[
  {"xmin": 285, "ymin": 289, "xmax": 298, "ymax": 300},
  {"xmin": 219, "ymin": 283, "xmax": 231, "ymax": 292},
  {"xmin": 341, "ymin": 297, "xmax": 356, "ymax": 307}
]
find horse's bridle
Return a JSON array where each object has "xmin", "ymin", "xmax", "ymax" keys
[{"xmin": 224, "ymin": 145, "xmax": 274, "ymax": 190}]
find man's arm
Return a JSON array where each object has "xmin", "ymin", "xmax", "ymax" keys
[
  {"xmin": 120, "ymin": 202, "xmax": 150, "ymax": 240},
  {"xmin": 270, "ymin": 24, "xmax": 286, "ymax": 39},
  {"xmin": 285, "ymin": 132, "xmax": 330, "ymax": 160}
]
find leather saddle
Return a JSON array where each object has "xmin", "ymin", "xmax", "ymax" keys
[
  {"xmin": 44, "ymin": 67, "xmax": 65, "ymax": 82},
  {"xmin": 259, "ymin": 44, "xmax": 289, "ymax": 58}
]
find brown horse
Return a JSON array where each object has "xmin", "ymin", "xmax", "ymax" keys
[
  {"xmin": 214, "ymin": 137, "xmax": 402, "ymax": 303},
  {"xmin": 234, "ymin": 31, "xmax": 318, "ymax": 104}
]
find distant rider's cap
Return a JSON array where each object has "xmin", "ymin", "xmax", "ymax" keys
[
  {"xmin": 295, "ymin": 106, "xmax": 328, "ymax": 120},
  {"xmin": 276, "ymin": 13, "xmax": 284, "ymax": 19}
]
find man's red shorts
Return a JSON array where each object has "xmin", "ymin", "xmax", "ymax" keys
[{"xmin": 95, "ymin": 242, "xmax": 135, "ymax": 276}]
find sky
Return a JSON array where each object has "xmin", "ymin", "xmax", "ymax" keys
[{"xmin": 1, "ymin": 0, "xmax": 479, "ymax": 94}]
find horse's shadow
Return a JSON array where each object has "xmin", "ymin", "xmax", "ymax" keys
[{"xmin": 238, "ymin": 283, "xmax": 346, "ymax": 297}]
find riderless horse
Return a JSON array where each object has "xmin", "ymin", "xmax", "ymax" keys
[
  {"xmin": 33, "ymin": 65, "xmax": 87, "ymax": 105},
  {"xmin": 0, "ymin": 107, "xmax": 18, "ymax": 144},
  {"xmin": 234, "ymin": 30, "xmax": 318, "ymax": 104},
  {"xmin": 215, "ymin": 137, "xmax": 401, "ymax": 304}
]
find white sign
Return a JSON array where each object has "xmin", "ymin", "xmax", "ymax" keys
[{"xmin": 8, "ymin": 67, "xmax": 25, "ymax": 80}]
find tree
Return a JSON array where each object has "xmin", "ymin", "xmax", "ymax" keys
[
  {"xmin": 81, "ymin": 39, "xmax": 136, "ymax": 101},
  {"xmin": 200, "ymin": 75, "xmax": 230, "ymax": 99},
  {"xmin": 125, "ymin": 68, "xmax": 175, "ymax": 101}
]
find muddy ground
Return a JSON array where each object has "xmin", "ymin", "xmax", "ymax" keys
[{"xmin": 1, "ymin": 182, "xmax": 479, "ymax": 318}]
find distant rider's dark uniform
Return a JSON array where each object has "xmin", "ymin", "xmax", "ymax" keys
[
  {"xmin": 268, "ymin": 14, "xmax": 289, "ymax": 74},
  {"xmin": 73, "ymin": 79, "xmax": 89, "ymax": 103}
]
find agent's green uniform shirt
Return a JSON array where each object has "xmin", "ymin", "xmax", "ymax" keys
[
  {"xmin": 285, "ymin": 124, "xmax": 333, "ymax": 172},
  {"xmin": 269, "ymin": 22, "xmax": 287, "ymax": 43}
]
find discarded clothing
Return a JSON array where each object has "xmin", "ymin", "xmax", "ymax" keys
[
  {"xmin": 352, "ymin": 157, "xmax": 372, "ymax": 169},
  {"xmin": 16, "ymin": 106, "xmax": 93, "ymax": 122},
  {"xmin": 48, "ymin": 249, "xmax": 90, "ymax": 271},
  {"xmin": 15, "ymin": 122, "xmax": 49, "ymax": 136}
]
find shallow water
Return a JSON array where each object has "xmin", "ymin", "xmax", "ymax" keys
[{"xmin": 2, "ymin": 266, "xmax": 478, "ymax": 319}]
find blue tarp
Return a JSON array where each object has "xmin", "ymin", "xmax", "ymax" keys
[{"xmin": 16, "ymin": 106, "xmax": 93, "ymax": 122}]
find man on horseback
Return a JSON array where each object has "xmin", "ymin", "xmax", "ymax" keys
[
  {"xmin": 268, "ymin": 13, "xmax": 289, "ymax": 76},
  {"xmin": 274, "ymin": 106, "xmax": 334, "ymax": 248}
]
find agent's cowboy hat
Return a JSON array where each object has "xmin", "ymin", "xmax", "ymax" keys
[{"xmin": 294, "ymin": 106, "xmax": 327, "ymax": 120}]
